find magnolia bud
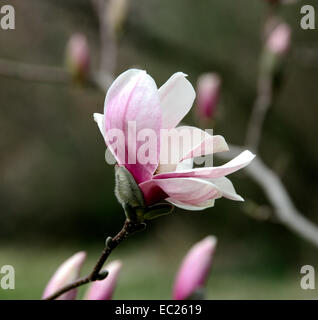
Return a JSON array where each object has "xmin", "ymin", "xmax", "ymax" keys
[
  {"xmin": 266, "ymin": 23, "xmax": 291, "ymax": 56},
  {"xmin": 173, "ymin": 236, "xmax": 217, "ymax": 300},
  {"xmin": 65, "ymin": 33, "xmax": 90, "ymax": 82},
  {"xmin": 196, "ymin": 73, "xmax": 221, "ymax": 122},
  {"xmin": 84, "ymin": 261, "xmax": 122, "ymax": 300},
  {"xmin": 42, "ymin": 251, "xmax": 86, "ymax": 300}
]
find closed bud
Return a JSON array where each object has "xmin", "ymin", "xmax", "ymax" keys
[
  {"xmin": 65, "ymin": 33, "xmax": 90, "ymax": 83},
  {"xmin": 84, "ymin": 261, "xmax": 122, "ymax": 300},
  {"xmin": 196, "ymin": 73, "xmax": 221, "ymax": 122},
  {"xmin": 173, "ymin": 236, "xmax": 217, "ymax": 300},
  {"xmin": 42, "ymin": 251, "xmax": 86, "ymax": 300},
  {"xmin": 266, "ymin": 23, "xmax": 291, "ymax": 56}
]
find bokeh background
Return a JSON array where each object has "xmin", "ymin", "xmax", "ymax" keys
[{"xmin": 0, "ymin": 0, "xmax": 318, "ymax": 299}]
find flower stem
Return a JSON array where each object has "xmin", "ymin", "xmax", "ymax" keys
[{"xmin": 44, "ymin": 219, "xmax": 144, "ymax": 300}]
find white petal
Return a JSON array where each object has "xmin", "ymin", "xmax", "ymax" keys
[
  {"xmin": 93, "ymin": 113, "xmax": 105, "ymax": 140},
  {"xmin": 176, "ymin": 158, "xmax": 194, "ymax": 171},
  {"xmin": 206, "ymin": 177, "xmax": 244, "ymax": 201},
  {"xmin": 157, "ymin": 126, "xmax": 228, "ymax": 174},
  {"xmin": 168, "ymin": 198, "xmax": 215, "ymax": 211},
  {"xmin": 154, "ymin": 150, "xmax": 256, "ymax": 180},
  {"xmin": 159, "ymin": 72, "xmax": 196, "ymax": 129}
]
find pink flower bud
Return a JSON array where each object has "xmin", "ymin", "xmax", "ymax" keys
[
  {"xmin": 173, "ymin": 236, "xmax": 217, "ymax": 300},
  {"xmin": 66, "ymin": 33, "xmax": 90, "ymax": 81},
  {"xmin": 266, "ymin": 23, "xmax": 291, "ymax": 55},
  {"xmin": 196, "ymin": 73, "xmax": 221, "ymax": 121},
  {"xmin": 42, "ymin": 251, "xmax": 86, "ymax": 300},
  {"xmin": 84, "ymin": 260, "xmax": 122, "ymax": 300}
]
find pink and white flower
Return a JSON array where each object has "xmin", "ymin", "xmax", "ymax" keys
[{"xmin": 94, "ymin": 69, "xmax": 255, "ymax": 210}]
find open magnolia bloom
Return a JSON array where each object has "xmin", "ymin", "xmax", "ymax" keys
[{"xmin": 94, "ymin": 69, "xmax": 255, "ymax": 211}]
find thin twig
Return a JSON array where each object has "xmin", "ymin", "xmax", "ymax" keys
[
  {"xmin": 217, "ymin": 145, "xmax": 318, "ymax": 248},
  {"xmin": 44, "ymin": 219, "xmax": 143, "ymax": 300},
  {"xmin": 0, "ymin": 58, "xmax": 70, "ymax": 84},
  {"xmin": 245, "ymin": 73, "xmax": 273, "ymax": 151}
]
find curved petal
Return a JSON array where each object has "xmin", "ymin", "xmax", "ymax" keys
[
  {"xmin": 158, "ymin": 126, "xmax": 228, "ymax": 174},
  {"xmin": 153, "ymin": 150, "xmax": 255, "ymax": 180},
  {"xmin": 167, "ymin": 198, "xmax": 215, "ymax": 211},
  {"xmin": 206, "ymin": 177, "xmax": 244, "ymax": 201},
  {"xmin": 140, "ymin": 177, "xmax": 222, "ymax": 207},
  {"xmin": 159, "ymin": 72, "xmax": 195, "ymax": 130},
  {"xmin": 93, "ymin": 113, "xmax": 105, "ymax": 140},
  {"xmin": 104, "ymin": 69, "xmax": 162, "ymax": 184}
]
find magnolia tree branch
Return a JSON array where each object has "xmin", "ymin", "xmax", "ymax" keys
[
  {"xmin": 0, "ymin": 58, "xmax": 70, "ymax": 84},
  {"xmin": 0, "ymin": 57, "xmax": 113, "ymax": 91},
  {"xmin": 245, "ymin": 73, "xmax": 273, "ymax": 151},
  {"xmin": 217, "ymin": 145, "xmax": 318, "ymax": 247},
  {"xmin": 45, "ymin": 219, "xmax": 144, "ymax": 300}
]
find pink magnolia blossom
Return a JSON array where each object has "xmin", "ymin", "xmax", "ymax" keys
[
  {"xmin": 266, "ymin": 23, "xmax": 291, "ymax": 55},
  {"xmin": 173, "ymin": 236, "xmax": 216, "ymax": 300},
  {"xmin": 94, "ymin": 69, "xmax": 255, "ymax": 210},
  {"xmin": 42, "ymin": 251, "xmax": 86, "ymax": 300},
  {"xmin": 84, "ymin": 261, "xmax": 122, "ymax": 300},
  {"xmin": 66, "ymin": 33, "xmax": 90, "ymax": 80},
  {"xmin": 196, "ymin": 73, "xmax": 221, "ymax": 121}
]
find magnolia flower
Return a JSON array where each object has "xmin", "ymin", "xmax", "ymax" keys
[
  {"xmin": 173, "ymin": 236, "xmax": 216, "ymax": 300},
  {"xmin": 43, "ymin": 252, "xmax": 122, "ymax": 300},
  {"xmin": 94, "ymin": 69, "xmax": 255, "ymax": 211},
  {"xmin": 196, "ymin": 73, "xmax": 221, "ymax": 121},
  {"xmin": 84, "ymin": 261, "xmax": 122, "ymax": 300},
  {"xmin": 42, "ymin": 251, "xmax": 86, "ymax": 300}
]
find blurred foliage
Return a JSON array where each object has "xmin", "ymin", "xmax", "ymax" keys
[{"xmin": 0, "ymin": 0, "xmax": 318, "ymax": 298}]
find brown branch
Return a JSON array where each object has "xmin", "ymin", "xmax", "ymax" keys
[{"xmin": 44, "ymin": 219, "xmax": 144, "ymax": 300}]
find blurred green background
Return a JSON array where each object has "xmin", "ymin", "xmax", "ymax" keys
[{"xmin": 0, "ymin": 0, "xmax": 318, "ymax": 299}]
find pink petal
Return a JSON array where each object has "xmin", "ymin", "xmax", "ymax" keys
[
  {"xmin": 153, "ymin": 150, "xmax": 255, "ymax": 180},
  {"xmin": 104, "ymin": 69, "xmax": 162, "ymax": 184},
  {"xmin": 42, "ymin": 251, "xmax": 86, "ymax": 300},
  {"xmin": 139, "ymin": 177, "xmax": 222, "ymax": 206},
  {"xmin": 173, "ymin": 236, "xmax": 217, "ymax": 300},
  {"xmin": 159, "ymin": 72, "xmax": 195, "ymax": 130},
  {"xmin": 84, "ymin": 261, "xmax": 122, "ymax": 300}
]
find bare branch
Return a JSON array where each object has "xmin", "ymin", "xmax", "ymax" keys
[
  {"xmin": 45, "ymin": 219, "xmax": 144, "ymax": 300},
  {"xmin": 0, "ymin": 58, "xmax": 70, "ymax": 84},
  {"xmin": 245, "ymin": 74, "xmax": 273, "ymax": 151},
  {"xmin": 217, "ymin": 145, "xmax": 318, "ymax": 247}
]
